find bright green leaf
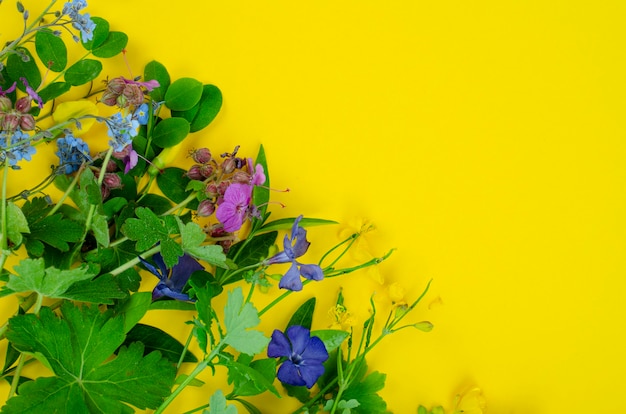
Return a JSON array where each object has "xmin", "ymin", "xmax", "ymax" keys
[
  {"xmin": 115, "ymin": 292, "xmax": 151, "ymax": 333},
  {"xmin": 172, "ymin": 84, "xmax": 222, "ymax": 132},
  {"xmin": 6, "ymin": 258, "xmax": 95, "ymax": 298},
  {"xmin": 64, "ymin": 59, "xmax": 103, "ymax": 86},
  {"xmin": 37, "ymin": 82, "xmax": 71, "ymax": 103},
  {"xmin": 205, "ymin": 389, "xmax": 237, "ymax": 414},
  {"xmin": 92, "ymin": 31, "xmax": 128, "ymax": 58},
  {"xmin": 35, "ymin": 29, "xmax": 67, "ymax": 72},
  {"xmin": 82, "ymin": 17, "xmax": 109, "ymax": 50},
  {"xmin": 6, "ymin": 201, "xmax": 29, "ymax": 247},
  {"xmin": 165, "ymin": 77, "xmax": 203, "ymax": 111},
  {"xmin": 151, "ymin": 117, "xmax": 190, "ymax": 148},
  {"xmin": 223, "ymin": 287, "xmax": 269, "ymax": 355},
  {"xmin": 7, "ymin": 47, "xmax": 41, "ymax": 90},
  {"xmin": 310, "ymin": 330, "xmax": 350, "ymax": 353},
  {"xmin": 259, "ymin": 217, "xmax": 338, "ymax": 233},
  {"xmin": 144, "ymin": 60, "xmax": 170, "ymax": 102},
  {"xmin": 180, "ymin": 221, "xmax": 227, "ymax": 268}
]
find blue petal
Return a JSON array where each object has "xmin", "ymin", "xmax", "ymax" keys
[
  {"xmin": 152, "ymin": 253, "xmax": 169, "ymax": 278},
  {"xmin": 278, "ymin": 262, "xmax": 303, "ymax": 291},
  {"xmin": 290, "ymin": 227, "xmax": 310, "ymax": 258},
  {"xmin": 299, "ymin": 362, "xmax": 325, "ymax": 389},
  {"xmin": 299, "ymin": 264, "xmax": 324, "ymax": 281},
  {"xmin": 277, "ymin": 361, "xmax": 306, "ymax": 387},
  {"xmin": 290, "ymin": 215, "xmax": 303, "ymax": 240},
  {"xmin": 170, "ymin": 254, "xmax": 204, "ymax": 291},
  {"xmin": 300, "ymin": 335, "xmax": 329, "ymax": 364},
  {"xmin": 268, "ymin": 329, "xmax": 291, "ymax": 358},
  {"xmin": 154, "ymin": 284, "xmax": 192, "ymax": 301},
  {"xmin": 138, "ymin": 256, "xmax": 165, "ymax": 281},
  {"xmin": 286, "ymin": 325, "xmax": 311, "ymax": 355}
]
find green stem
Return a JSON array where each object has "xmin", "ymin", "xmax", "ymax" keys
[
  {"xmin": 46, "ymin": 164, "xmax": 85, "ymax": 217},
  {"xmin": 0, "ymin": 162, "xmax": 9, "ymax": 270},
  {"xmin": 109, "ymin": 244, "xmax": 161, "ymax": 276}
]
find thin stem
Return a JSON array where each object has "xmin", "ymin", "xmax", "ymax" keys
[{"xmin": 0, "ymin": 162, "xmax": 9, "ymax": 270}]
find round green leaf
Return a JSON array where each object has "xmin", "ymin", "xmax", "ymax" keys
[
  {"xmin": 82, "ymin": 17, "xmax": 110, "ymax": 50},
  {"xmin": 164, "ymin": 77, "xmax": 202, "ymax": 111},
  {"xmin": 64, "ymin": 59, "xmax": 103, "ymax": 86},
  {"xmin": 172, "ymin": 84, "xmax": 222, "ymax": 132},
  {"xmin": 144, "ymin": 61, "xmax": 170, "ymax": 102},
  {"xmin": 92, "ymin": 31, "xmax": 128, "ymax": 58},
  {"xmin": 38, "ymin": 82, "xmax": 71, "ymax": 103},
  {"xmin": 7, "ymin": 47, "xmax": 41, "ymax": 90},
  {"xmin": 156, "ymin": 167, "xmax": 196, "ymax": 206},
  {"xmin": 35, "ymin": 29, "xmax": 67, "ymax": 72},
  {"xmin": 151, "ymin": 117, "xmax": 190, "ymax": 148}
]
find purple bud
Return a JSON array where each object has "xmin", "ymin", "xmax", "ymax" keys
[
  {"xmin": 200, "ymin": 164, "xmax": 214, "ymax": 178},
  {"xmin": 186, "ymin": 165, "xmax": 204, "ymax": 180},
  {"xmin": 2, "ymin": 114, "xmax": 19, "ymax": 130},
  {"xmin": 19, "ymin": 114, "xmax": 35, "ymax": 131},
  {"xmin": 102, "ymin": 173, "xmax": 123, "ymax": 189},
  {"xmin": 196, "ymin": 199, "xmax": 216, "ymax": 217},
  {"xmin": 191, "ymin": 148, "xmax": 212, "ymax": 164},
  {"xmin": 122, "ymin": 84, "xmax": 144, "ymax": 106},
  {"xmin": 15, "ymin": 96, "xmax": 31, "ymax": 113},
  {"xmin": 222, "ymin": 158, "xmax": 236, "ymax": 174}
]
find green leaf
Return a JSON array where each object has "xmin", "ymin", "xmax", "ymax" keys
[
  {"xmin": 64, "ymin": 59, "xmax": 103, "ymax": 86},
  {"xmin": 82, "ymin": 17, "xmax": 110, "ymax": 50},
  {"xmin": 205, "ymin": 390, "xmax": 237, "ymax": 414},
  {"xmin": 151, "ymin": 117, "xmax": 190, "ymax": 148},
  {"xmin": 149, "ymin": 300, "xmax": 196, "ymax": 311},
  {"xmin": 120, "ymin": 207, "xmax": 183, "ymax": 267},
  {"xmin": 310, "ymin": 330, "xmax": 350, "ymax": 353},
  {"xmin": 61, "ymin": 274, "xmax": 127, "ymax": 304},
  {"xmin": 6, "ymin": 258, "xmax": 95, "ymax": 298},
  {"xmin": 252, "ymin": 145, "xmax": 270, "ymax": 218},
  {"xmin": 223, "ymin": 287, "xmax": 269, "ymax": 355},
  {"xmin": 259, "ymin": 217, "xmax": 338, "ymax": 233},
  {"xmin": 115, "ymin": 292, "xmax": 151, "ymax": 333},
  {"xmin": 24, "ymin": 213, "xmax": 83, "ymax": 253},
  {"xmin": 225, "ymin": 357, "xmax": 279, "ymax": 397},
  {"xmin": 137, "ymin": 194, "xmax": 172, "ymax": 215},
  {"xmin": 171, "ymin": 84, "xmax": 222, "ymax": 132},
  {"xmin": 92, "ymin": 31, "xmax": 128, "ymax": 58},
  {"xmin": 37, "ymin": 82, "xmax": 71, "ymax": 103},
  {"xmin": 122, "ymin": 324, "xmax": 197, "ymax": 364},
  {"xmin": 144, "ymin": 60, "xmax": 170, "ymax": 102},
  {"xmin": 4, "ymin": 303, "xmax": 176, "ymax": 413},
  {"xmin": 164, "ymin": 77, "xmax": 203, "ymax": 111},
  {"xmin": 156, "ymin": 167, "xmax": 197, "ymax": 207},
  {"xmin": 286, "ymin": 297, "xmax": 316, "ymax": 330},
  {"xmin": 35, "ymin": 29, "xmax": 67, "ymax": 72},
  {"xmin": 7, "ymin": 47, "xmax": 41, "ymax": 90},
  {"xmin": 6, "ymin": 201, "xmax": 29, "ymax": 247},
  {"xmin": 180, "ymin": 221, "xmax": 228, "ymax": 268},
  {"xmin": 91, "ymin": 212, "xmax": 110, "ymax": 248},
  {"xmin": 341, "ymin": 369, "xmax": 387, "ymax": 414}
]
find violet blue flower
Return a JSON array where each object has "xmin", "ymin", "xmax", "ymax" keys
[
  {"xmin": 215, "ymin": 183, "xmax": 253, "ymax": 232},
  {"xmin": 267, "ymin": 325, "xmax": 329, "ymax": 388},
  {"xmin": 139, "ymin": 252, "xmax": 204, "ymax": 301},
  {"xmin": 265, "ymin": 215, "xmax": 324, "ymax": 291}
]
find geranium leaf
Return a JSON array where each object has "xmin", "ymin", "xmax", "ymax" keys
[
  {"xmin": 223, "ymin": 287, "xmax": 269, "ymax": 355},
  {"xmin": 6, "ymin": 258, "xmax": 95, "ymax": 298},
  {"xmin": 180, "ymin": 221, "xmax": 228, "ymax": 268},
  {"xmin": 205, "ymin": 390, "xmax": 237, "ymax": 414},
  {"xmin": 3, "ymin": 303, "xmax": 175, "ymax": 413}
]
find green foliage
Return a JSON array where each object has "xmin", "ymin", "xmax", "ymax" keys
[
  {"xmin": 4, "ymin": 303, "xmax": 176, "ymax": 413},
  {"xmin": 35, "ymin": 29, "xmax": 67, "ymax": 72},
  {"xmin": 171, "ymin": 84, "xmax": 222, "ymax": 132},
  {"xmin": 144, "ymin": 60, "xmax": 170, "ymax": 102},
  {"xmin": 164, "ymin": 77, "xmax": 203, "ymax": 111},
  {"xmin": 82, "ymin": 17, "xmax": 110, "ymax": 50},
  {"xmin": 37, "ymin": 81, "xmax": 71, "ymax": 102},
  {"xmin": 64, "ymin": 59, "xmax": 103, "ymax": 86},
  {"xmin": 341, "ymin": 369, "xmax": 387, "ymax": 414},
  {"xmin": 259, "ymin": 217, "xmax": 338, "ymax": 233},
  {"xmin": 223, "ymin": 287, "xmax": 269, "ymax": 355},
  {"xmin": 180, "ymin": 220, "xmax": 228, "ymax": 268},
  {"xmin": 205, "ymin": 390, "xmax": 237, "ymax": 414},
  {"xmin": 216, "ymin": 231, "xmax": 277, "ymax": 284},
  {"xmin": 91, "ymin": 31, "xmax": 128, "ymax": 58},
  {"xmin": 6, "ymin": 201, "xmax": 29, "ymax": 247},
  {"xmin": 122, "ymin": 323, "xmax": 198, "ymax": 363},
  {"xmin": 152, "ymin": 117, "xmax": 190, "ymax": 147},
  {"xmin": 287, "ymin": 297, "xmax": 316, "ymax": 330},
  {"xmin": 6, "ymin": 258, "xmax": 95, "ymax": 298},
  {"xmin": 7, "ymin": 47, "xmax": 41, "ymax": 90},
  {"xmin": 225, "ymin": 354, "xmax": 279, "ymax": 397}
]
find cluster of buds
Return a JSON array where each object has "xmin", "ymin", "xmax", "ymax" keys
[
  {"xmin": 101, "ymin": 76, "xmax": 159, "ymax": 108},
  {"xmin": 0, "ymin": 95, "xmax": 36, "ymax": 132}
]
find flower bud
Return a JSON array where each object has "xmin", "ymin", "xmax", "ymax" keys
[
  {"xmin": 19, "ymin": 114, "xmax": 35, "ymax": 131},
  {"xmin": 191, "ymin": 148, "xmax": 211, "ymax": 164},
  {"xmin": 0, "ymin": 96, "xmax": 12, "ymax": 112},
  {"xmin": 102, "ymin": 173, "xmax": 123, "ymax": 189},
  {"xmin": 221, "ymin": 157, "xmax": 236, "ymax": 174},
  {"xmin": 106, "ymin": 159, "xmax": 118, "ymax": 172},
  {"xmin": 200, "ymin": 164, "xmax": 214, "ymax": 178},
  {"xmin": 196, "ymin": 199, "xmax": 216, "ymax": 217},
  {"xmin": 217, "ymin": 180, "xmax": 230, "ymax": 195},
  {"xmin": 106, "ymin": 77, "xmax": 126, "ymax": 94},
  {"xmin": 122, "ymin": 84, "xmax": 144, "ymax": 106},
  {"xmin": 232, "ymin": 171, "xmax": 251, "ymax": 183},
  {"xmin": 15, "ymin": 96, "xmax": 31, "ymax": 113},
  {"xmin": 205, "ymin": 182, "xmax": 218, "ymax": 196},
  {"xmin": 186, "ymin": 164, "xmax": 204, "ymax": 180},
  {"xmin": 100, "ymin": 185, "xmax": 110, "ymax": 200},
  {"xmin": 2, "ymin": 114, "xmax": 19, "ymax": 130},
  {"xmin": 100, "ymin": 90, "xmax": 119, "ymax": 106}
]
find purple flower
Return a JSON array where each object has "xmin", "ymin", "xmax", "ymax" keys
[
  {"xmin": 139, "ymin": 253, "xmax": 204, "ymax": 301},
  {"xmin": 20, "ymin": 78, "xmax": 43, "ymax": 109},
  {"xmin": 266, "ymin": 215, "xmax": 324, "ymax": 291},
  {"xmin": 123, "ymin": 145, "xmax": 138, "ymax": 173},
  {"xmin": 215, "ymin": 183, "xmax": 253, "ymax": 232},
  {"xmin": 0, "ymin": 82, "xmax": 17, "ymax": 96},
  {"xmin": 268, "ymin": 325, "xmax": 329, "ymax": 388},
  {"xmin": 247, "ymin": 158, "xmax": 266, "ymax": 186}
]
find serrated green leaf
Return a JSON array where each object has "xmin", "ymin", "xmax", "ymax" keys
[
  {"xmin": 122, "ymin": 324, "xmax": 198, "ymax": 364},
  {"xmin": 180, "ymin": 221, "xmax": 227, "ymax": 268},
  {"xmin": 137, "ymin": 194, "xmax": 172, "ymax": 215},
  {"xmin": 61, "ymin": 274, "xmax": 127, "ymax": 304},
  {"xmin": 164, "ymin": 77, "xmax": 203, "ymax": 111},
  {"xmin": 151, "ymin": 117, "xmax": 190, "ymax": 148},
  {"xmin": 6, "ymin": 258, "xmax": 95, "ymax": 298},
  {"xmin": 259, "ymin": 217, "xmax": 338, "ymax": 233},
  {"xmin": 27, "ymin": 213, "xmax": 82, "ymax": 252},
  {"xmin": 225, "ymin": 357, "xmax": 279, "ymax": 397},
  {"xmin": 223, "ymin": 287, "xmax": 269, "ymax": 355},
  {"xmin": 91, "ymin": 212, "xmax": 110, "ymax": 248},
  {"xmin": 64, "ymin": 59, "xmax": 103, "ymax": 86},
  {"xmin": 35, "ymin": 29, "xmax": 67, "ymax": 72},
  {"xmin": 144, "ymin": 60, "xmax": 170, "ymax": 102},
  {"xmin": 7, "ymin": 201, "xmax": 29, "ymax": 247},
  {"xmin": 205, "ymin": 389, "xmax": 237, "ymax": 414},
  {"xmin": 92, "ymin": 31, "xmax": 128, "ymax": 58},
  {"xmin": 4, "ymin": 303, "xmax": 176, "ymax": 412},
  {"xmin": 7, "ymin": 47, "xmax": 41, "ymax": 90},
  {"xmin": 341, "ymin": 370, "xmax": 387, "ymax": 414},
  {"xmin": 286, "ymin": 297, "xmax": 316, "ymax": 330}
]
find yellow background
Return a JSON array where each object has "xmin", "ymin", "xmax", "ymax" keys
[{"xmin": 3, "ymin": 0, "xmax": 626, "ymax": 413}]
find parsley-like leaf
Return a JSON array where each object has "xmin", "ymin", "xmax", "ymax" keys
[
  {"xmin": 3, "ymin": 302, "xmax": 176, "ymax": 413},
  {"xmin": 223, "ymin": 287, "xmax": 269, "ymax": 355},
  {"xmin": 6, "ymin": 258, "xmax": 96, "ymax": 298}
]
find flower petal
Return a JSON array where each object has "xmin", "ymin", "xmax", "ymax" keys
[
  {"xmin": 299, "ymin": 263, "xmax": 324, "ymax": 281},
  {"xmin": 278, "ymin": 262, "xmax": 303, "ymax": 291},
  {"xmin": 290, "ymin": 227, "xmax": 311, "ymax": 258},
  {"xmin": 170, "ymin": 254, "xmax": 204, "ymax": 291},
  {"xmin": 276, "ymin": 361, "xmax": 306, "ymax": 387},
  {"xmin": 267, "ymin": 329, "xmax": 291, "ymax": 358},
  {"xmin": 300, "ymin": 336, "xmax": 329, "ymax": 364},
  {"xmin": 299, "ymin": 362, "xmax": 325, "ymax": 389},
  {"xmin": 285, "ymin": 325, "xmax": 311, "ymax": 355}
]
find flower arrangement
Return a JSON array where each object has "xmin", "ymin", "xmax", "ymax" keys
[{"xmin": 0, "ymin": 1, "xmax": 443, "ymax": 413}]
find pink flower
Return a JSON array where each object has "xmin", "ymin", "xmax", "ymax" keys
[
  {"xmin": 247, "ymin": 158, "xmax": 266, "ymax": 186},
  {"xmin": 215, "ymin": 183, "xmax": 253, "ymax": 232}
]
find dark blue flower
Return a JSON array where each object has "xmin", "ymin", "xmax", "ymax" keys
[
  {"xmin": 266, "ymin": 215, "xmax": 324, "ymax": 291},
  {"xmin": 268, "ymin": 325, "xmax": 329, "ymax": 388},
  {"xmin": 139, "ymin": 253, "xmax": 204, "ymax": 301},
  {"xmin": 56, "ymin": 133, "xmax": 91, "ymax": 174}
]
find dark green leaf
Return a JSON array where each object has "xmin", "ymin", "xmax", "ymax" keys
[
  {"xmin": 137, "ymin": 194, "xmax": 172, "ymax": 215},
  {"xmin": 64, "ymin": 59, "xmax": 103, "ymax": 86},
  {"xmin": 26, "ymin": 213, "xmax": 83, "ymax": 252},
  {"xmin": 164, "ymin": 77, "xmax": 202, "ymax": 111},
  {"xmin": 171, "ymin": 84, "xmax": 222, "ymax": 132},
  {"xmin": 92, "ymin": 31, "xmax": 128, "ymax": 58},
  {"xmin": 341, "ymin": 369, "xmax": 387, "ymax": 414},
  {"xmin": 226, "ymin": 357, "xmax": 279, "ymax": 397},
  {"xmin": 286, "ymin": 297, "xmax": 316, "ymax": 330},
  {"xmin": 156, "ymin": 167, "xmax": 196, "ymax": 206},
  {"xmin": 62, "ymin": 274, "xmax": 127, "ymax": 304},
  {"xmin": 122, "ymin": 324, "xmax": 198, "ymax": 363},
  {"xmin": 35, "ymin": 29, "xmax": 67, "ymax": 72},
  {"xmin": 7, "ymin": 47, "xmax": 41, "ymax": 90},
  {"xmin": 4, "ymin": 303, "xmax": 176, "ymax": 412},
  {"xmin": 37, "ymin": 82, "xmax": 71, "ymax": 103},
  {"xmin": 82, "ymin": 17, "xmax": 110, "ymax": 50},
  {"xmin": 149, "ymin": 300, "xmax": 196, "ymax": 311},
  {"xmin": 151, "ymin": 117, "xmax": 190, "ymax": 148},
  {"xmin": 310, "ymin": 329, "xmax": 350, "ymax": 353},
  {"xmin": 144, "ymin": 60, "xmax": 170, "ymax": 102}
]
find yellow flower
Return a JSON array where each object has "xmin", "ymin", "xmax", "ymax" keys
[
  {"xmin": 452, "ymin": 387, "xmax": 486, "ymax": 414},
  {"xmin": 338, "ymin": 217, "xmax": 384, "ymax": 284},
  {"xmin": 328, "ymin": 304, "xmax": 356, "ymax": 331}
]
